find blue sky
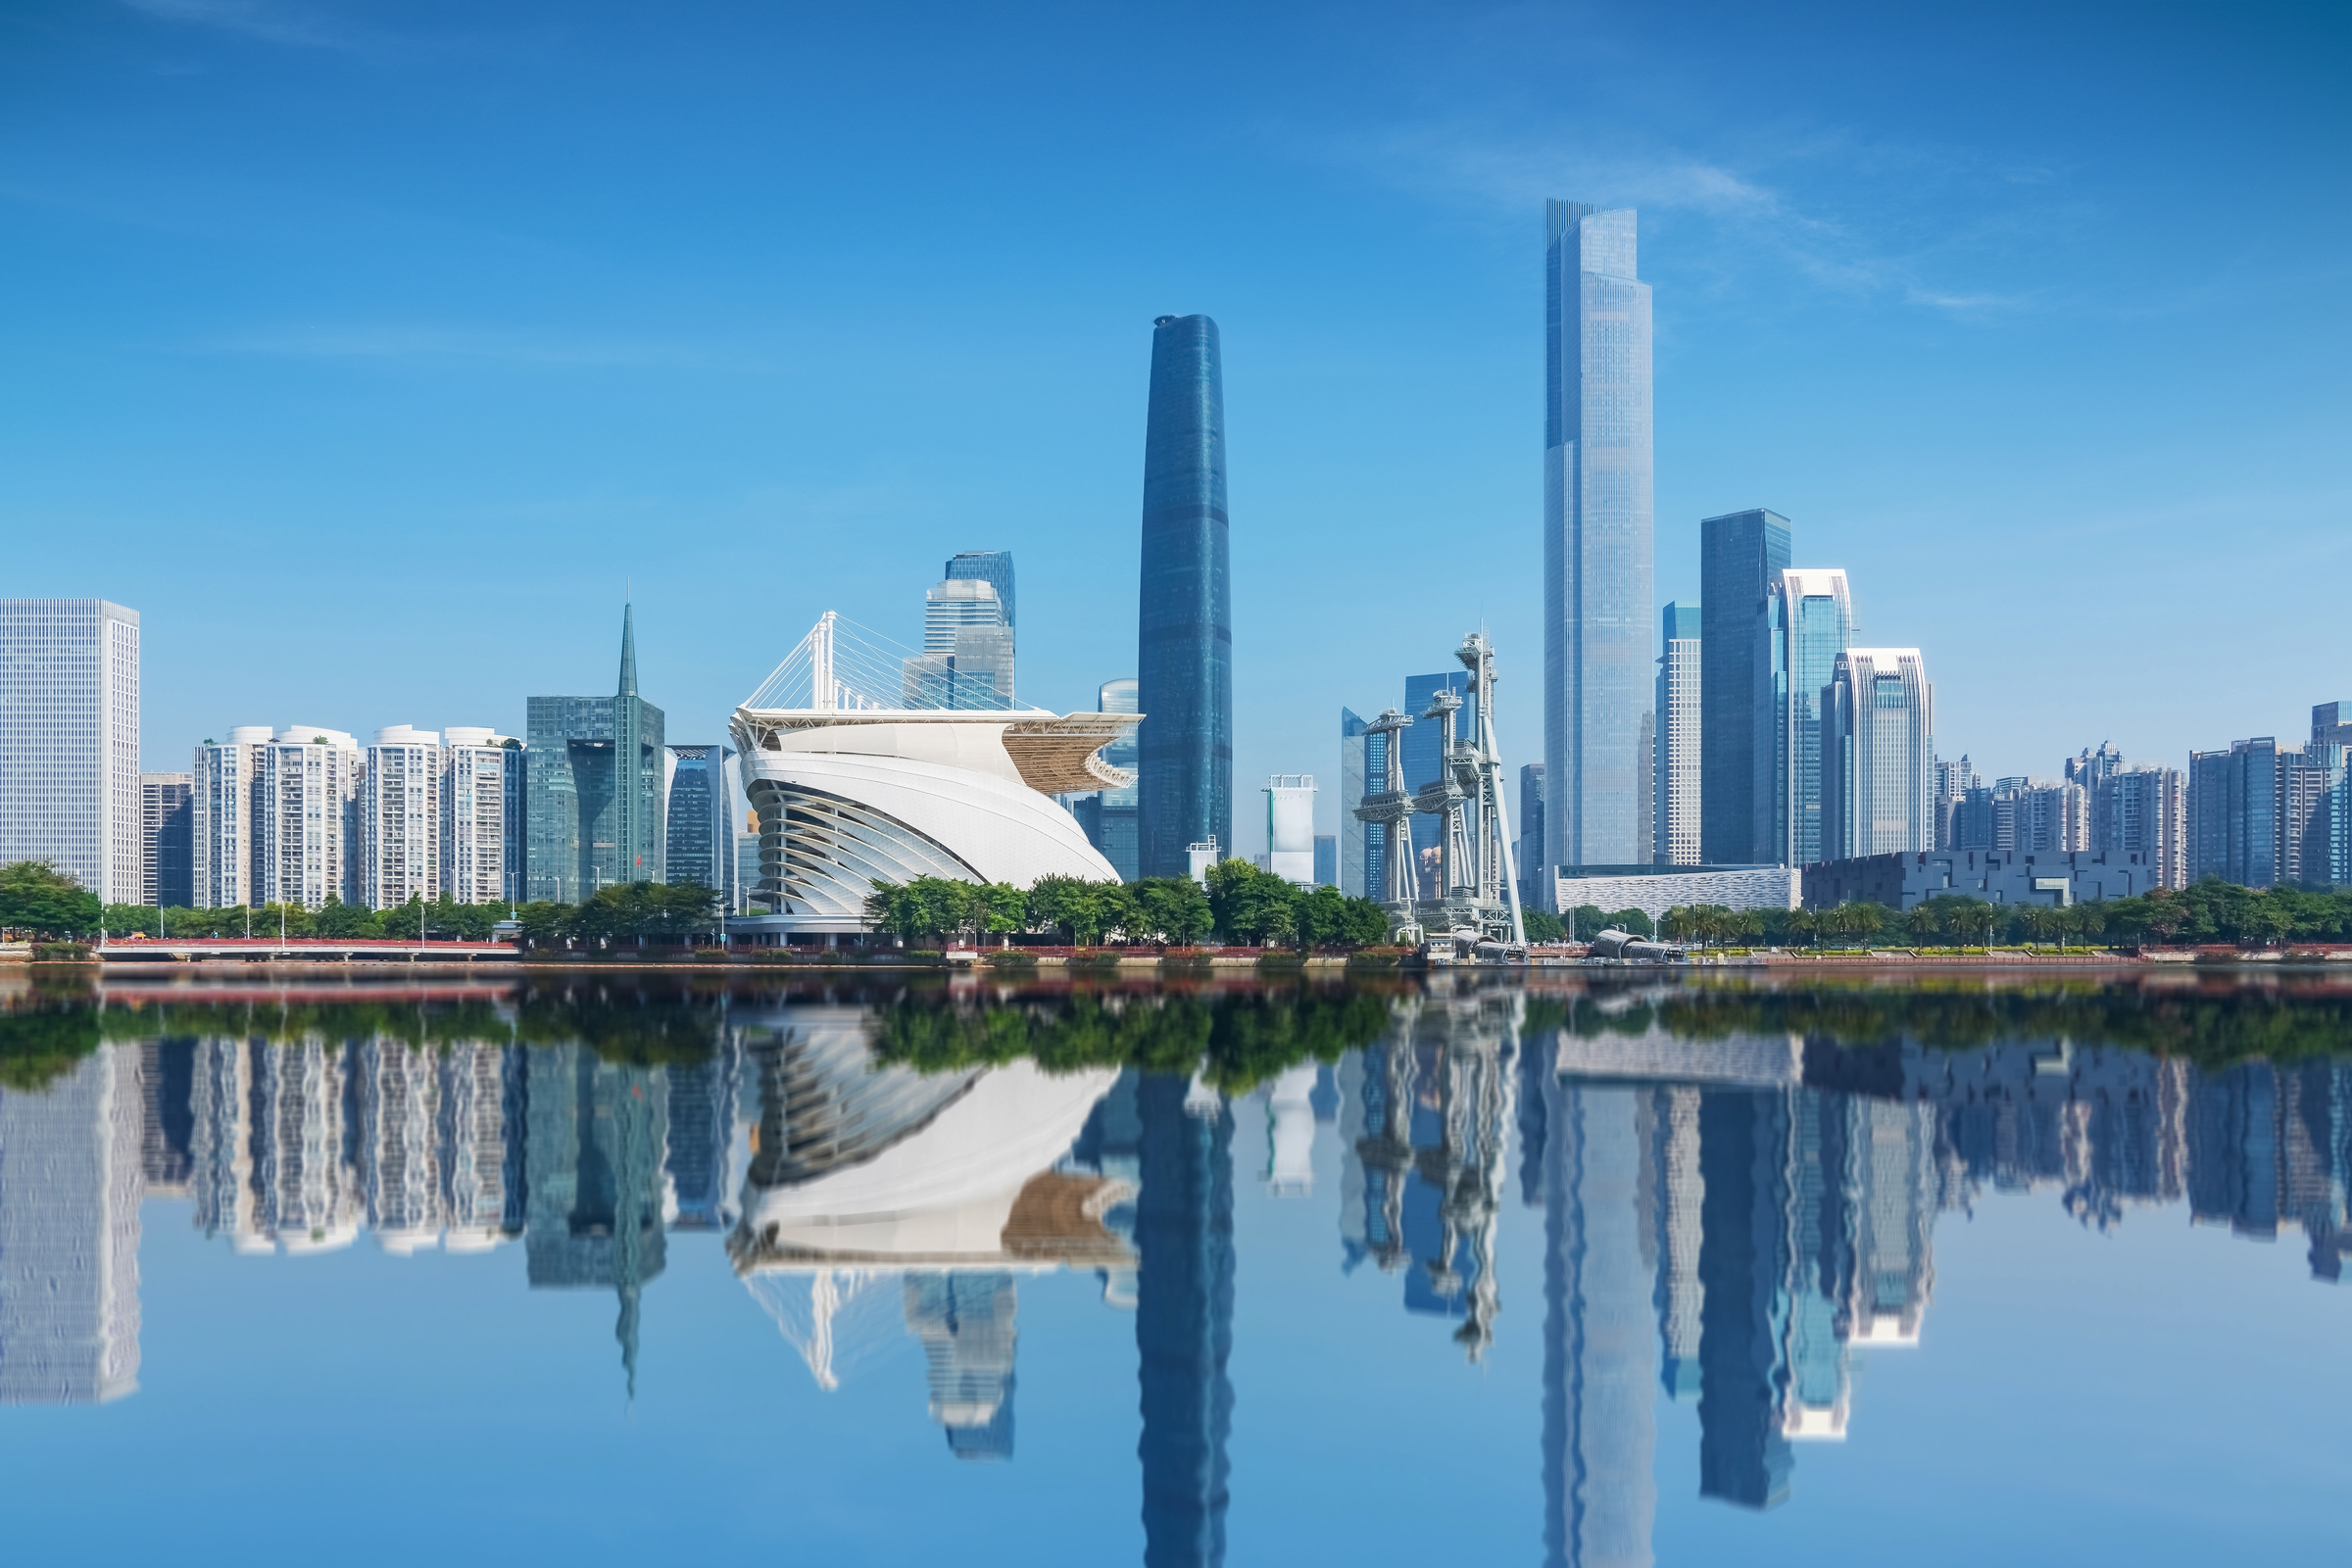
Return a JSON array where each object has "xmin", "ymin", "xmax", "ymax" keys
[{"xmin": 3, "ymin": 1, "xmax": 2345, "ymax": 840}]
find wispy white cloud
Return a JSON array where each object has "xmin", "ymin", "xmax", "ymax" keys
[
  {"xmin": 120, "ymin": 0, "xmax": 405, "ymax": 57},
  {"xmin": 199, "ymin": 323, "xmax": 764, "ymax": 371}
]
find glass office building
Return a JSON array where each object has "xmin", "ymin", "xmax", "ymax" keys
[
  {"xmin": 1768, "ymin": 568, "xmax": 1855, "ymax": 866},
  {"xmin": 0, "ymin": 599, "xmax": 142, "ymax": 904},
  {"xmin": 1340, "ymin": 708, "xmax": 1386, "ymax": 901},
  {"xmin": 1136, "ymin": 314, "xmax": 1232, "ymax": 877},
  {"xmin": 1544, "ymin": 203, "xmax": 1654, "ymax": 876},
  {"xmin": 1073, "ymin": 679, "xmax": 1140, "ymax": 881},
  {"xmin": 526, "ymin": 607, "xmax": 667, "ymax": 903},
  {"xmin": 140, "ymin": 772, "xmax": 192, "ymax": 908},
  {"xmin": 903, "ymin": 576, "xmax": 1015, "ymax": 710},
  {"xmin": 1821, "ymin": 648, "xmax": 1934, "ymax": 859},
  {"xmin": 1656, "ymin": 602, "xmax": 1702, "ymax": 865},
  {"xmin": 664, "ymin": 745, "xmax": 733, "ymax": 896},
  {"xmin": 944, "ymin": 551, "xmax": 1016, "ymax": 630},
  {"xmin": 1698, "ymin": 510, "xmax": 1790, "ymax": 863},
  {"xmin": 1517, "ymin": 762, "xmax": 1545, "ymax": 907}
]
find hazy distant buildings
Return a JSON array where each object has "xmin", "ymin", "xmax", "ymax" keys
[
  {"xmin": 1260, "ymin": 775, "xmax": 1315, "ymax": 884},
  {"xmin": 527, "ymin": 608, "xmax": 666, "ymax": 903},
  {"xmin": 1821, "ymin": 649, "xmax": 1933, "ymax": 860},
  {"xmin": 1768, "ymin": 569, "xmax": 1856, "ymax": 866},
  {"xmin": 1074, "ymin": 679, "xmax": 1141, "ymax": 881},
  {"xmin": 139, "ymin": 772, "xmax": 192, "ymax": 908},
  {"xmin": 1699, "ymin": 511, "xmax": 1790, "ymax": 865},
  {"xmin": 1933, "ymin": 756, "xmax": 1979, "ymax": 853},
  {"xmin": 1656, "ymin": 602, "xmax": 1701, "ymax": 865},
  {"xmin": 1137, "ymin": 314, "xmax": 1233, "ymax": 878},
  {"xmin": 0, "ymin": 599, "xmax": 142, "ymax": 903},
  {"xmin": 1544, "ymin": 201, "xmax": 1655, "ymax": 877}
]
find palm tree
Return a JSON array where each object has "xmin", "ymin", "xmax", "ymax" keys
[
  {"xmin": 1902, "ymin": 904, "xmax": 1940, "ymax": 947},
  {"xmin": 1784, "ymin": 907, "xmax": 1819, "ymax": 949}
]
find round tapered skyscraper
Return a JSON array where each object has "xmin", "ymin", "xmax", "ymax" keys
[{"xmin": 1137, "ymin": 314, "xmax": 1232, "ymax": 878}]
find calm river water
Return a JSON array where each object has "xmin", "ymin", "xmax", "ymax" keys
[{"xmin": 0, "ymin": 969, "xmax": 2345, "ymax": 1565}]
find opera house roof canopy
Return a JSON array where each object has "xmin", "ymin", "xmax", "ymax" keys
[{"xmin": 730, "ymin": 613, "xmax": 1140, "ymax": 917}]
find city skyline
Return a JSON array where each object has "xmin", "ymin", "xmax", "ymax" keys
[{"xmin": 6, "ymin": 8, "xmax": 2340, "ymax": 852}]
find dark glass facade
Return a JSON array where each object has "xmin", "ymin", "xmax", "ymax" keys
[
  {"xmin": 944, "ymin": 551, "xmax": 1016, "ymax": 628},
  {"xmin": 525, "ymin": 608, "xmax": 667, "ymax": 904},
  {"xmin": 1137, "ymin": 315, "xmax": 1232, "ymax": 877},
  {"xmin": 664, "ymin": 744, "xmax": 732, "ymax": 898},
  {"xmin": 1698, "ymin": 509, "xmax": 1790, "ymax": 864}
]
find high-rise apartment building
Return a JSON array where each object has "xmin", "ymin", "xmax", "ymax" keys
[
  {"xmin": 1932, "ymin": 755, "xmax": 1980, "ymax": 852},
  {"xmin": 1655, "ymin": 603, "xmax": 1701, "ymax": 865},
  {"xmin": 903, "ymin": 576, "xmax": 1015, "ymax": 709},
  {"xmin": 364, "ymin": 726, "xmax": 441, "ymax": 909},
  {"xmin": 2314, "ymin": 702, "xmax": 2352, "ymax": 751},
  {"xmin": 525, "ymin": 608, "xmax": 667, "ymax": 903},
  {"xmin": 1698, "ymin": 511, "xmax": 1789, "ymax": 864},
  {"xmin": 256, "ymin": 728, "xmax": 362, "ymax": 909},
  {"xmin": 191, "ymin": 728, "xmax": 270, "ymax": 909},
  {"xmin": 661, "ymin": 744, "xmax": 730, "ymax": 898},
  {"xmin": 1820, "ymin": 649, "xmax": 1933, "ymax": 859},
  {"xmin": 1544, "ymin": 202, "xmax": 1654, "ymax": 875},
  {"xmin": 138, "ymin": 773, "xmax": 192, "ymax": 908},
  {"xmin": 2092, "ymin": 765, "xmax": 2187, "ymax": 889},
  {"xmin": 0, "ymin": 600, "xmax": 141, "ymax": 904},
  {"xmin": 446, "ymin": 729, "xmax": 525, "ymax": 906},
  {"xmin": 1768, "ymin": 569, "xmax": 1856, "ymax": 866},
  {"xmin": 1137, "ymin": 314, "xmax": 1233, "ymax": 878},
  {"xmin": 1073, "ymin": 680, "xmax": 1140, "ymax": 881}
]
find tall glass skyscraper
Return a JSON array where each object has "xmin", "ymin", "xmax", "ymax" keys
[
  {"xmin": 1767, "ymin": 568, "xmax": 1855, "ymax": 866},
  {"xmin": 525, "ymin": 607, "xmax": 667, "ymax": 903},
  {"xmin": 0, "ymin": 599, "xmax": 142, "ymax": 904},
  {"xmin": 1137, "ymin": 314, "xmax": 1232, "ymax": 877},
  {"xmin": 1698, "ymin": 510, "xmax": 1791, "ymax": 864},
  {"xmin": 1544, "ymin": 203, "xmax": 1654, "ymax": 879}
]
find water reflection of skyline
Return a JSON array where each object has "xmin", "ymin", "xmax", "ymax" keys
[{"xmin": 2, "ymin": 979, "xmax": 2349, "ymax": 1564}]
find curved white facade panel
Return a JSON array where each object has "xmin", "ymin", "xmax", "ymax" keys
[{"xmin": 736, "ymin": 717, "xmax": 1125, "ymax": 915}]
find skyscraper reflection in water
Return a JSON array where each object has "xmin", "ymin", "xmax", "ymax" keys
[
  {"xmin": 1539, "ymin": 1078, "xmax": 1657, "ymax": 1568},
  {"xmin": 1136, "ymin": 1072, "xmax": 1234, "ymax": 1568},
  {"xmin": 526, "ymin": 1045, "xmax": 669, "ymax": 1395}
]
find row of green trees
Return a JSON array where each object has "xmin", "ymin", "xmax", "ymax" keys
[
  {"xmin": 0, "ymin": 860, "xmax": 725, "ymax": 946},
  {"xmin": 865, "ymin": 860, "xmax": 1396, "ymax": 949}
]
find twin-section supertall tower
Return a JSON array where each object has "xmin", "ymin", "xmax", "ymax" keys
[{"xmin": 1542, "ymin": 199, "xmax": 1656, "ymax": 883}]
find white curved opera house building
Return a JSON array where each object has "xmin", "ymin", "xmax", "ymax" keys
[{"xmin": 728, "ymin": 612, "xmax": 1139, "ymax": 943}]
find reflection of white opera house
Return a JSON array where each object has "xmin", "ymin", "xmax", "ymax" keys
[
  {"xmin": 727, "ymin": 612, "xmax": 1138, "ymax": 945},
  {"xmin": 727, "ymin": 1004, "xmax": 1134, "ymax": 1459}
]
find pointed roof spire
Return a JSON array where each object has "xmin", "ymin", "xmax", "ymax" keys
[{"xmin": 617, "ymin": 602, "xmax": 638, "ymax": 698}]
